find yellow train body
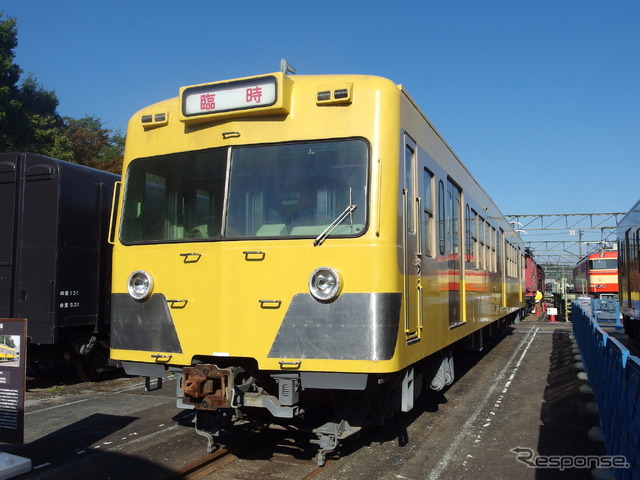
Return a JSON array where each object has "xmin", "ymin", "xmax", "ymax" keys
[
  {"xmin": 109, "ymin": 70, "xmax": 525, "ymax": 462},
  {"xmin": 0, "ymin": 345, "xmax": 18, "ymax": 360}
]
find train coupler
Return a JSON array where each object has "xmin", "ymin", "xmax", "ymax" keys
[
  {"xmin": 193, "ymin": 409, "xmax": 231, "ymax": 453},
  {"xmin": 182, "ymin": 364, "xmax": 244, "ymax": 410},
  {"xmin": 311, "ymin": 419, "xmax": 361, "ymax": 466}
]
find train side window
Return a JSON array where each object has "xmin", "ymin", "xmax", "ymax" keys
[
  {"xmin": 438, "ymin": 180, "xmax": 445, "ymax": 255},
  {"xmin": 478, "ymin": 216, "xmax": 485, "ymax": 270},
  {"xmin": 485, "ymin": 222, "xmax": 494, "ymax": 272},
  {"xmin": 404, "ymin": 144, "xmax": 416, "ymax": 234},
  {"xmin": 505, "ymin": 241, "xmax": 510, "ymax": 277},
  {"xmin": 491, "ymin": 226, "xmax": 497, "ymax": 272},
  {"xmin": 470, "ymin": 209, "xmax": 478, "ymax": 268},
  {"xmin": 465, "ymin": 204, "xmax": 472, "ymax": 264},
  {"xmin": 519, "ymin": 247, "xmax": 524, "ymax": 280},
  {"xmin": 446, "ymin": 179, "xmax": 461, "ymax": 258},
  {"xmin": 506, "ymin": 242, "xmax": 515, "ymax": 278},
  {"xmin": 497, "ymin": 228, "xmax": 503, "ymax": 275},
  {"xmin": 636, "ymin": 228, "xmax": 640, "ymax": 273},
  {"xmin": 422, "ymin": 168, "xmax": 434, "ymax": 257},
  {"xmin": 506, "ymin": 242, "xmax": 510, "ymax": 277},
  {"xmin": 485, "ymin": 222, "xmax": 490, "ymax": 270}
]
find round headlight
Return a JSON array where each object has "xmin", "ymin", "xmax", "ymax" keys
[
  {"xmin": 309, "ymin": 267, "xmax": 342, "ymax": 302},
  {"xmin": 128, "ymin": 270, "xmax": 153, "ymax": 301}
]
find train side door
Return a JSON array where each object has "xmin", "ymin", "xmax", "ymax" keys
[
  {"xmin": 0, "ymin": 155, "xmax": 18, "ymax": 318},
  {"xmin": 403, "ymin": 137, "xmax": 421, "ymax": 342},
  {"xmin": 446, "ymin": 178, "xmax": 461, "ymax": 327},
  {"xmin": 14, "ymin": 157, "xmax": 59, "ymax": 344}
]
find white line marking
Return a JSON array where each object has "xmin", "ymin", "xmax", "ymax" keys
[
  {"xmin": 25, "ymin": 398, "xmax": 90, "ymax": 415},
  {"xmin": 26, "ymin": 377, "xmax": 177, "ymax": 415},
  {"xmin": 427, "ymin": 326, "xmax": 539, "ymax": 480}
]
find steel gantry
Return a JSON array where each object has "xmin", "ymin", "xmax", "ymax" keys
[{"xmin": 505, "ymin": 212, "xmax": 625, "ymax": 290}]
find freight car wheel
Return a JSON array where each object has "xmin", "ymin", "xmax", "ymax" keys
[
  {"xmin": 73, "ymin": 343, "xmax": 111, "ymax": 382},
  {"xmin": 73, "ymin": 351, "xmax": 100, "ymax": 382}
]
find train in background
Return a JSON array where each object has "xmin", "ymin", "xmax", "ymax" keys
[
  {"xmin": 617, "ymin": 198, "xmax": 640, "ymax": 340},
  {"xmin": 524, "ymin": 248, "xmax": 545, "ymax": 314},
  {"xmin": 0, "ymin": 153, "xmax": 119, "ymax": 380},
  {"xmin": 572, "ymin": 250, "xmax": 619, "ymax": 300},
  {"xmin": 108, "ymin": 67, "xmax": 527, "ymax": 464}
]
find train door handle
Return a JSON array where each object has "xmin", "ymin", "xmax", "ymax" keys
[
  {"xmin": 279, "ymin": 360, "xmax": 301, "ymax": 369},
  {"xmin": 180, "ymin": 253, "xmax": 202, "ymax": 263},
  {"xmin": 167, "ymin": 299, "xmax": 188, "ymax": 309},
  {"xmin": 259, "ymin": 300, "xmax": 281, "ymax": 309},
  {"xmin": 244, "ymin": 251, "xmax": 266, "ymax": 261}
]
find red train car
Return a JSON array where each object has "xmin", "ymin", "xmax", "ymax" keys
[
  {"xmin": 525, "ymin": 249, "xmax": 545, "ymax": 313},
  {"xmin": 572, "ymin": 250, "xmax": 618, "ymax": 299}
]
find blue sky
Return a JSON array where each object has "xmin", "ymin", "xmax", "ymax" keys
[{"xmin": 3, "ymin": 0, "xmax": 639, "ymax": 218}]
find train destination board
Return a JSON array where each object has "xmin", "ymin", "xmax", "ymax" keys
[{"xmin": 181, "ymin": 76, "xmax": 277, "ymax": 116}]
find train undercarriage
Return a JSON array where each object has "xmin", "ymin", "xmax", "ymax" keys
[
  {"xmin": 28, "ymin": 333, "xmax": 113, "ymax": 382},
  {"xmin": 131, "ymin": 315, "xmax": 514, "ymax": 465},
  {"xmin": 173, "ymin": 349, "xmax": 455, "ymax": 465}
]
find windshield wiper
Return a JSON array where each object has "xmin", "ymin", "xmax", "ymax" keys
[{"xmin": 313, "ymin": 204, "xmax": 357, "ymax": 247}]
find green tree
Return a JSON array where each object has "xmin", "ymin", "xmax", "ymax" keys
[
  {"xmin": 0, "ymin": 336, "xmax": 16, "ymax": 349},
  {"xmin": 0, "ymin": 12, "xmax": 62, "ymax": 153},
  {"xmin": 0, "ymin": 12, "xmax": 123, "ymax": 173},
  {"xmin": 56, "ymin": 116, "xmax": 123, "ymax": 173}
]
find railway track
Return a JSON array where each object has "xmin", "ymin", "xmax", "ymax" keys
[{"xmin": 165, "ymin": 425, "xmax": 344, "ymax": 480}]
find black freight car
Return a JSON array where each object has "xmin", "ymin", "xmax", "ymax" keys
[{"xmin": 0, "ymin": 153, "xmax": 119, "ymax": 379}]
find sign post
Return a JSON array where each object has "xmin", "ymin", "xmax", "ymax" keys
[{"xmin": 0, "ymin": 318, "xmax": 31, "ymax": 478}]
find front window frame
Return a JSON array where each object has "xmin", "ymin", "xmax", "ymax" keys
[{"xmin": 119, "ymin": 138, "xmax": 371, "ymax": 245}]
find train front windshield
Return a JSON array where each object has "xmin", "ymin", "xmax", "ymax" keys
[
  {"xmin": 589, "ymin": 258, "xmax": 617, "ymax": 270},
  {"xmin": 120, "ymin": 139, "xmax": 369, "ymax": 243}
]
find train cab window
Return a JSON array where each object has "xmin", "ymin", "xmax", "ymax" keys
[
  {"xmin": 422, "ymin": 168, "xmax": 434, "ymax": 257},
  {"xmin": 121, "ymin": 149, "xmax": 227, "ymax": 243},
  {"xmin": 226, "ymin": 140, "xmax": 368, "ymax": 238},
  {"xmin": 120, "ymin": 139, "xmax": 368, "ymax": 243},
  {"xmin": 589, "ymin": 258, "xmax": 617, "ymax": 270}
]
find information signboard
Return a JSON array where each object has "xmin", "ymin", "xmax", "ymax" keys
[{"xmin": 0, "ymin": 319, "xmax": 26, "ymax": 445}]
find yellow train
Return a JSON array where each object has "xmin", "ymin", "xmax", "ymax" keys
[
  {"xmin": 109, "ymin": 64, "xmax": 526, "ymax": 464},
  {"xmin": 0, "ymin": 344, "xmax": 18, "ymax": 361}
]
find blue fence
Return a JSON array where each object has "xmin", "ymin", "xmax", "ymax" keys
[
  {"xmin": 572, "ymin": 302, "xmax": 640, "ymax": 479},
  {"xmin": 577, "ymin": 298, "xmax": 623, "ymax": 330}
]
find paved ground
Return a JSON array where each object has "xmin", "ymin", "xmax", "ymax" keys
[
  {"xmin": 310, "ymin": 320, "xmax": 607, "ymax": 480},
  {"xmin": 0, "ymin": 319, "xmax": 613, "ymax": 479}
]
